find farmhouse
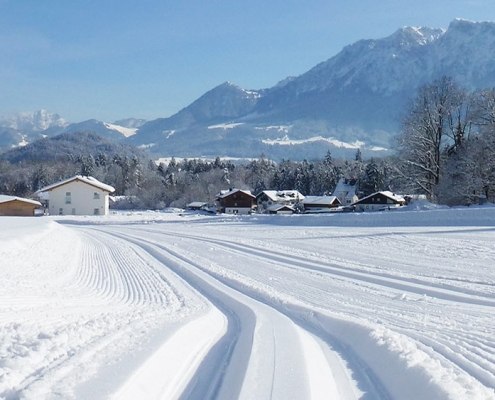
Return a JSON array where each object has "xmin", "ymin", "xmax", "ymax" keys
[
  {"xmin": 37, "ymin": 175, "xmax": 115, "ymax": 216},
  {"xmin": 0, "ymin": 195, "xmax": 41, "ymax": 216},
  {"xmin": 256, "ymin": 190, "xmax": 304, "ymax": 213},
  {"xmin": 333, "ymin": 178, "xmax": 359, "ymax": 206},
  {"xmin": 353, "ymin": 191, "xmax": 406, "ymax": 211},
  {"xmin": 302, "ymin": 196, "xmax": 341, "ymax": 213},
  {"xmin": 216, "ymin": 188, "xmax": 255, "ymax": 214}
]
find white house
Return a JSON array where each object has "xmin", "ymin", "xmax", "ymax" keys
[
  {"xmin": 37, "ymin": 176, "xmax": 115, "ymax": 216},
  {"xmin": 255, "ymin": 190, "xmax": 304, "ymax": 213},
  {"xmin": 333, "ymin": 178, "xmax": 359, "ymax": 206}
]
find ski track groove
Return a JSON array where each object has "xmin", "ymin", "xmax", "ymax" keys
[
  {"xmin": 151, "ymin": 229, "xmax": 495, "ymax": 305},
  {"xmin": 7, "ymin": 218, "xmax": 493, "ymax": 399},
  {"xmin": 74, "ymin": 230, "xmax": 177, "ymax": 307},
  {"xmin": 91, "ymin": 231, "xmax": 383, "ymax": 400},
  {"xmin": 101, "ymin": 227, "xmax": 396, "ymax": 400},
  {"xmin": 112, "ymin": 225, "xmax": 495, "ymax": 395}
]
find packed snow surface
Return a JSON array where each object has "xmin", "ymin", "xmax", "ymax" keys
[{"xmin": 1, "ymin": 205, "xmax": 495, "ymax": 399}]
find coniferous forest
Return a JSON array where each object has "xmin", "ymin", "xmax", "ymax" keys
[{"xmin": 1, "ymin": 78, "xmax": 495, "ymax": 209}]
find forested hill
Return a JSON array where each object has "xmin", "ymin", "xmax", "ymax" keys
[{"xmin": 0, "ymin": 131, "xmax": 149, "ymax": 164}]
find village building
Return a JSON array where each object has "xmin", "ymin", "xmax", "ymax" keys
[
  {"xmin": 255, "ymin": 190, "xmax": 304, "ymax": 213},
  {"xmin": 333, "ymin": 178, "xmax": 359, "ymax": 206},
  {"xmin": 216, "ymin": 188, "xmax": 255, "ymax": 215},
  {"xmin": 37, "ymin": 175, "xmax": 115, "ymax": 216},
  {"xmin": 266, "ymin": 204, "xmax": 295, "ymax": 215},
  {"xmin": 0, "ymin": 195, "xmax": 41, "ymax": 216},
  {"xmin": 352, "ymin": 191, "xmax": 406, "ymax": 212},
  {"xmin": 302, "ymin": 196, "xmax": 341, "ymax": 213},
  {"xmin": 186, "ymin": 202, "xmax": 208, "ymax": 211}
]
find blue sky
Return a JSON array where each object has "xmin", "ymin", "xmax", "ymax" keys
[{"xmin": 1, "ymin": 1, "xmax": 494, "ymax": 123}]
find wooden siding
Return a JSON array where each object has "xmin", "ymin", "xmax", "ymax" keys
[
  {"xmin": 218, "ymin": 192, "xmax": 254, "ymax": 209},
  {"xmin": 0, "ymin": 200, "xmax": 37, "ymax": 216}
]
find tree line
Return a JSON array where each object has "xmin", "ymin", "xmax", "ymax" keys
[
  {"xmin": 0, "ymin": 149, "xmax": 395, "ymax": 210},
  {"xmin": 1, "ymin": 77, "xmax": 494, "ymax": 209}
]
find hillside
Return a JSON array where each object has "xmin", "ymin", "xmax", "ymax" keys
[
  {"xmin": 131, "ymin": 19, "xmax": 495, "ymax": 161},
  {"xmin": 0, "ymin": 131, "xmax": 149, "ymax": 164}
]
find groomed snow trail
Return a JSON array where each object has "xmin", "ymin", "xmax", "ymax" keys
[
  {"xmin": 1, "ymin": 207, "xmax": 495, "ymax": 399},
  {"xmin": 91, "ymin": 228, "xmax": 367, "ymax": 400}
]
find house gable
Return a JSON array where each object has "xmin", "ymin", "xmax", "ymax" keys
[
  {"xmin": 39, "ymin": 176, "xmax": 115, "ymax": 193},
  {"xmin": 38, "ymin": 175, "xmax": 115, "ymax": 216},
  {"xmin": 216, "ymin": 188, "xmax": 255, "ymax": 214}
]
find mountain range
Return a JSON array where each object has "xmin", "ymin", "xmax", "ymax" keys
[{"xmin": 2, "ymin": 18, "xmax": 495, "ymax": 161}]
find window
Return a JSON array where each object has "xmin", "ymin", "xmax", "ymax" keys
[
  {"xmin": 72, "ymin": 208, "xmax": 76, "ymax": 215},
  {"xmin": 59, "ymin": 208, "xmax": 63, "ymax": 215},
  {"xmin": 93, "ymin": 192, "xmax": 100, "ymax": 199},
  {"xmin": 65, "ymin": 192, "xmax": 71, "ymax": 204},
  {"xmin": 94, "ymin": 208, "xmax": 100, "ymax": 215}
]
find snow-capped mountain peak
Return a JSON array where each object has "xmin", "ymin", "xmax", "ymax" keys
[
  {"xmin": 389, "ymin": 26, "xmax": 445, "ymax": 47},
  {"xmin": 1, "ymin": 110, "xmax": 69, "ymax": 132}
]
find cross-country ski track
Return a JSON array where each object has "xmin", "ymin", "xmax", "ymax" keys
[{"xmin": 1, "ymin": 207, "xmax": 495, "ymax": 399}]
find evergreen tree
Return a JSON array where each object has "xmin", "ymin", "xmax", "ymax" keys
[{"xmin": 361, "ymin": 158, "xmax": 384, "ymax": 196}]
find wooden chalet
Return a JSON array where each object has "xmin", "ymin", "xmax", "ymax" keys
[
  {"xmin": 353, "ymin": 191, "xmax": 406, "ymax": 211},
  {"xmin": 215, "ymin": 188, "xmax": 255, "ymax": 215}
]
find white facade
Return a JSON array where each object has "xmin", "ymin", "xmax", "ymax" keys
[
  {"xmin": 256, "ymin": 190, "xmax": 304, "ymax": 212},
  {"xmin": 39, "ymin": 176, "xmax": 115, "ymax": 216},
  {"xmin": 333, "ymin": 178, "xmax": 359, "ymax": 205}
]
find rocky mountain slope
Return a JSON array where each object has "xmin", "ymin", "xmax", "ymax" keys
[
  {"xmin": 130, "ymin": 19, "xmax": 495, "ymax": 160},
  {"xmin": 2, "ymin": 19, "xmax": 495, "ymax": 161}
]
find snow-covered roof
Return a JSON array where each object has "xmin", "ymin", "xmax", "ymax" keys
[
  {"xmin": 266, "ymin": 204, "xmax": 294, "ymax": 212},
  {"xmin": 216, "ymin": 188, "xmax": 255, "ymax": 199},
  {"xmin": 187, "ymin": 202, "xmax": 207, "ymax": 208},
  {"xmin": 332, "ymin": 178, "xmax": 358, "ymax": 199},
  {"xmin": 257, "ymin": 190, "xmax": 304, "ymax": 202},
  {"xmin": 302, "ymin": 196, "xmax": 340, "ymax": 206},
  {"xmin": 0, "ymin": 195, "xmax": 41, "ymax": 207},
  {"xmin": 354, "ymin": 191, "xmax": 405, "ymax": 204},
  {"xmin": 37, "ymin": 176, "xmax": 115, "ymax": 194}
]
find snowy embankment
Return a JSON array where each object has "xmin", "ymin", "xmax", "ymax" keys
[{"xmin": 1, "ymin": 205, "xmax": 495, "ymax": 399}]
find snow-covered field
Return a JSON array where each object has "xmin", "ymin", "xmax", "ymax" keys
[{"xmin": 1, "ymin": 205, "xmax": 495, "ymax": 400}]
